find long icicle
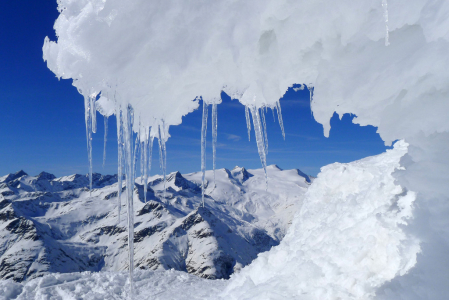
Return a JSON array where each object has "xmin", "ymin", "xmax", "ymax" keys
[
  {"xmin": 103, "ymin": 116, "xmax": 108, "ymax": 168},
  {"xmin": 308, "ymin": 85, "xmax": 314, "ymax": 116},
  {"xmin": 201, "ymin": 101, "xmax": 208, "ymax": 207},
  {"xmin": 158, "ymin": 124, "xmax": 167, "ymax": 200},
  {"xmin": 90, "ymin": 95, "xmax": 97, "ymax": 134},
  {"xmin": 143, "ymin": 127, "xmax": 149, "ymax": 202},
  {"xmin": 260, "ymin": 107, "xmax": 268, "ymax": 155},
  {"xmin": 116, "ymin": 106, "xmax": 123, "ymax": 224},
  {"xmin": 123, "ymin": 105, "xmax": 135, "ymax": 297},
  {"xmin": 275, "ymin": 101, "xmax": 285, "ymax": 140},
  {"xmin": 245, "ymin": 106, "xmax": 251, "ymax": 141},
  {"xmin": 382, "ymin": 0, "xmax": 390, "ymax": 46},
  {"xmin": 140, "ymin": 143, "xmax": 144, "ymax": 184},
  {"xmin": 84, "ymin": 96, "xmax": 93, "ymax": 195},
  {"xmin": 139, "ymin": 124, "xmax": 144, "ymax": 183},
  {"xmin": 212, "ymin": 103, "xmax": 217, "ymax": 188},
  {"xmin": 250, "ymin": 106, "xmax": 268, "ymax": 189},
  {"xmin": 132, "ymin": 133, "xmax": 140, "ymax": 182},
  {"xmin": 162, "ymin": 124, "xmax": 167, "ymax": 200},
  {"xmin": 149, "ymin": 135, "xmax": 153, "ymax": 180},
  {"xmin": 272, "ymin": 107, "xmax": 276, "ymax": 122}
]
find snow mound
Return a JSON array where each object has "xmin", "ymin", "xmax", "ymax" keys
[
  {"xmin": 43, "ymin": 0, "xmax": 417, "ymax": 130},
  {"xmin": 223, "ymin": 140, "xmax": 419, "ymax": 299}
]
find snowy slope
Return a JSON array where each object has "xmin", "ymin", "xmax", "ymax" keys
[{"xmin": 0, "ymin": 165, "xmax": 309, "ymax": 283}]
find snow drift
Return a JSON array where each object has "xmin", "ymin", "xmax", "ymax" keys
[
  {"xmin": 40, "ymin": 0, "xmax": 449, "ymax": 299},
  {"xmin": 223, "ymin": 141, "xmax": 418, "ymax": 299}
]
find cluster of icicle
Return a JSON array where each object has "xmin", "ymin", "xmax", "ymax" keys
[
  {"xmin": 84, "ymin": 97, "xmax": 167, "ymax": 296},
  {"xmin": 84, "ymin": 92, "xmax": 289, "ymax": 297},
  {"xmin": 243, "ymin": 101, "xmax": 285, "ymax": 189}
]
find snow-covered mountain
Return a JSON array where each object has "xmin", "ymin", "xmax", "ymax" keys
[{"xmin": 0, "ymin": 166, "xmax": 310, "ymax": 282}]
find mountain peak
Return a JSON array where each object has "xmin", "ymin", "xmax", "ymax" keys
[
  {"xmin": 37, "ymin": 171, "xmax": 56, "ymax": 181},
  {"xmin": 0, "ymin": 170, "xmax": 28, "ymax": 184},
  {"xmin": 296, "ymin": 169, "xmax": 311, "ymax": 183},
  {"xmin": 267, "ymin": 164, "xmax": 282, "ymax": 170},
  {"xmin": 230, "ymin": 166, "xmax": 252, "ymax": 183}
]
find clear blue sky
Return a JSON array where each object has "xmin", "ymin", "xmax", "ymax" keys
[{"xmin": 0, "ymin": 1, "xmax": 391, "ymax": 178}]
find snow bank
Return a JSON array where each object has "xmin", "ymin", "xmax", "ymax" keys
[
  {"xmin": 43, "ymin": 0, "xmax": 404, "ymax": 130},
  {"xmin": 223, "ymin": 141, "xmax": 418, "ymax": 299}
]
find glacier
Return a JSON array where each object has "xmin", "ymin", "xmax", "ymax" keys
[{"xmin": 34, "ymin": 0, "xmax": 449, "ymax": 299}]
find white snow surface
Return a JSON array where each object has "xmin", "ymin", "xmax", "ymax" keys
[
  {"xmin": 0, "ymin": 270, "xmax": 226, "ymax": 300},
  {"xmin": 223, "ymin": 141, "xmax": 418, "ymax": 300},
  {"xmin": 43, "ymin": 0, "xmax": 448, "ymax": 133}
]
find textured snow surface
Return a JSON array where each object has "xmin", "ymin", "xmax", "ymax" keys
[
  {"xmin": 43, "ymin": 0, "xmax": 443, "ymax": 131},
  {"xmin": 224, "ymin": 141, "xmax": 418, "ymax": 300},
  {"xmin": 0, "ymin": 270, "xmax": 225, "ymax": 300}
]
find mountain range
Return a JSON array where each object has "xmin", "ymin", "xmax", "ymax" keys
[{"xmin": 0, "ymin": 165, "xmax": 310, "ymax": 282}]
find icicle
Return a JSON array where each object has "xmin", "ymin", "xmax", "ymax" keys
[
  {"xmin": 103, "ymin": 116, "xmax": 108, "ymax": 168},
  {"xmin": 84, "ymin": 96, "xmax": 93, "ymax": 195},
  {"xmin": 116, "ymin": 106, "xmax": 123, "ymax": 224},
  {"xmin": 308, "ymin": 85, "xmax": 314, "ymax": 116},
  {"xmin": 90, "ymin": 95, "xmax": 97, "ymax": 134},
  {"xmin": 143, "ymin": 127, "xmax": 150, "ymax": 203},
  {"xmin": 201, "ymin": 101, "xmax": 209, "ymax": 207},
  {"xmin": 250, "ymin": 106, "xmax": 268, "ymax": 189},
  {"xmin": 149, "ymin": 136, "xmax": 153, "ymax": 177},
  {"xmin": 212, "ymin": 103, "xmax": 217, "ymax": 188},
  {"xmin": 132, "ymin": 134, "xmax": 140, "ymax": 182},
  {"xmin": 158, "ymin": 124, "xmax": 167, "ymax": 200},
  {"xmin": 260, "ymin": 107, "xmax": 268, "ymax": 155},
  {"xmin": 272, "ymin": 107, "xmax": 276, "ymax": 122},
  {"xmin": 275, "ymin": 101, "xmax": 285, "ymax": 140},
  {"xmin": 140, "ymin": 128, "xmax": 144, "ymax": 184},
  {"xmin": 382, "ymin": 0, "xmax": 390, "ymax": 46},
  {"xmin": 122, "ymin": 105, "xmax": 135, "ymax": 297},
  {"xmin": 245, "ymin": 106, "xmax": 251, "ymax": 141}
]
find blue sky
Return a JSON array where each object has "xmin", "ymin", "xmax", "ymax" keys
[{"xmin": 0, "ymin": 1, "xmax": 391, "ymax": 178}]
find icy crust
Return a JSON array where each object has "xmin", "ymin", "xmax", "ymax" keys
[
  {"xmin": 43, "ymin": 0, "xmax": 409, "ymax": 130},
  {"xmin": 0, "ymin": 270, "xmax": 225, "ymax": 300},
  {"xmin": 223, "ymin": 141, "xmax": 419, "ymax": 299}
]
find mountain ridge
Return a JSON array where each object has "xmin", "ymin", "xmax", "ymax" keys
[{"xmin": 0, "ymin": 166, "xmax": 310, "ymax": 282}]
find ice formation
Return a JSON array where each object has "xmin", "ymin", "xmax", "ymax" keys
[
  {"xmin": 102, "ymin": 116, "xmax": 108, "ymax": 167},
  {"xmin": 42, "ymin": 0, "xmax": 449, "ymax": 298},
  {"xmin": 201, "ymin": 101, "xmax": 208, "ymax": 207},
  {"xmin": 245, "ymin": 106, "xmax": 251, "ymax": 141},
  {"xmin": 212, "ymin": 103, "xmax": 218, "ymax": 187}
]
